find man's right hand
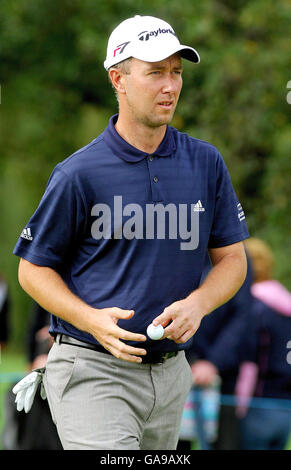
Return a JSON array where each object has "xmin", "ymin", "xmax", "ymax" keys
[{"xmin": 88, "ymin": 307, "xmax": 147, "ymax": 363}]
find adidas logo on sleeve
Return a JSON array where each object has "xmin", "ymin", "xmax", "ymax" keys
[
  {"xmin": 20, "ymin": 227, "xmax": 33, "ymax": 241},
  {"xmin": 237, "ymin": 203, "xmax": 246, "ymax": 222}
]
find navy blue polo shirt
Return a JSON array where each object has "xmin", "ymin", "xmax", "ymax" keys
[{"xmin": 13, "ymin": 114, "xmax": 249, "ymax": 352}]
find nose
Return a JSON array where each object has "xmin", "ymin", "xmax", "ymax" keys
[{"xmin": 161, "ymin": 73, "xmax": 181, "ymax": 94}]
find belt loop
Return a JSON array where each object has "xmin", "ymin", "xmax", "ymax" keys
[{"xmin": 56, "ymin": 334, "xmax": 62, "ymax": 344}]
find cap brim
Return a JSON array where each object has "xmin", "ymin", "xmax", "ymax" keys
[
  {"xmin": 179, "ymin": 46, "xmax": 200, "ymax": 64},
  {"xmin": 132, "ymin": 44, "xmax": 200, "ymax": 65}
]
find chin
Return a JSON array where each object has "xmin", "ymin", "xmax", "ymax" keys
[
  {"xmin": 150, "ymin": 114, "xmax": 174, "ymax": 128},
  {"xmin": 137, "ymin": 110, "xmax": 175, "ymax": 129}
]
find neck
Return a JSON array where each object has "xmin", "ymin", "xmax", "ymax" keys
[{"xmin": 115, "ymin": 113, "xmax": 167, "ymax": 154}]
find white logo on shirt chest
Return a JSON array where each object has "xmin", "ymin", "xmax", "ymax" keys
[{"xmin": 193, "ymin": 200, "xmax": 205, "ymax": 212}]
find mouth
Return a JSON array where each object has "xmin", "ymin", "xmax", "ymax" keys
[{"xmin": 158, "ymin": 101, "xmax": 174, "ymax": 110}]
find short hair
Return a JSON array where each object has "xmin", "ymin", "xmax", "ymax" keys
[
  {"xmin": 244, "ymin": 237, "xmax": 275, "ymax": 282},
  {"xmin": 109, "ymin": 57, "xmax": 132, "ymax": 75}
]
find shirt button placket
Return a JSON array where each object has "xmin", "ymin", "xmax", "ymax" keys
[{"xmin": 147, "ymin": 155, "xmax": 162, "ymax": 202}]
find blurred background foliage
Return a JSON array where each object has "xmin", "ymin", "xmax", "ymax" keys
[{"xmin": 0, "ymin": 0, "xmax": 290, "ymax": 349}]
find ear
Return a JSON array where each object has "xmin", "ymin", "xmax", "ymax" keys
[{"xmin": 109, "ymin": 68, "xmax": 126, "ymax": 95}]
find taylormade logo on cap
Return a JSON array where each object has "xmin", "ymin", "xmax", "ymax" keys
[
  {"xmin": 138, "ymin": 28, "xmax": 176, "ymax": 41},
  {"xmin": 104, "ymin": 15, "xmax": 200, "ymax": 70}
]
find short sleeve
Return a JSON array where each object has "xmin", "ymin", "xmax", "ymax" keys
[
  {"xmin": 208, "ymin": 153, "xmax": 249, "ymax": 248},
  {"xmin": 13, "ymin": 167, "xmax": 86, "ymax": 269}
]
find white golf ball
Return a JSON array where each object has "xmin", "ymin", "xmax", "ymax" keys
[{"xmin": 147, "ymin": 323, "xmax": 164, "ymax": 340}]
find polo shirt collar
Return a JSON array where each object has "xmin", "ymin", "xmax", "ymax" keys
[{"xmin": 103, "ymin": 114, "xmax": 176, "ymax": 163}]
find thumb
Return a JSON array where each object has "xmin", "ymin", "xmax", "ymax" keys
[
  {"xmin": 152, "ymin": 310, "xmax": 172, "ymax": 327},
  {"xmin": 111, "ymin": 308, "xmax": 135, "ymax": 321}
]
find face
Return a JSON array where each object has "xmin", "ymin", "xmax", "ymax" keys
[{"xmin": 119, "ymin": 53, "xmax": 183, "ymax": 129}]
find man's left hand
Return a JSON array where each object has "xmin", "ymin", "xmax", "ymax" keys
[{"xmin": 153, "ymin": 296, "xmax": 205, "ymax": 344}]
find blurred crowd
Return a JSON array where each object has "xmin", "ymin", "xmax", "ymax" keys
[
  {"xmin": 178, "ymin": 237, "xmax": 291, "ymax": 451},
  {"xmin": 1, "ymin": 237, "xmax": 291, "ymax": 450}
]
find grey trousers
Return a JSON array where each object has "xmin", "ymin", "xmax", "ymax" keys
[{"xmin": 43, "ymin": 341, "xmax": 193, "ymax": 450}]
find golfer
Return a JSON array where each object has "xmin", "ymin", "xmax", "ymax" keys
[{"xmin": 13, "ymin": 15, "xmax": 249, "ymax": 450}]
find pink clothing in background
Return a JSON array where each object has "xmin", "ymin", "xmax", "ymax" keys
[
  {"xmin": 251, "ymin": 280, "xmax": 291, "ymax": 316},
  {"xmin": 235, "ymin": 280, "xmax": 291, "ymax": 416}
]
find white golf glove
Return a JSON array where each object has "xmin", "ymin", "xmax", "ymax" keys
[{"xmin": 12, "ymin": 367, "xmax": 46, "ymax": 413}]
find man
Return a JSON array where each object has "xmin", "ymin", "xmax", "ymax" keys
[{"xmin": 13, "ymin": 15, "xmax": 249, "ymax": 450}]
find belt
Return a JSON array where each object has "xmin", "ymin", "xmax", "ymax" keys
[{"xmin": 56, "ymin": 334, "xmax": 178, "ymax": 364}]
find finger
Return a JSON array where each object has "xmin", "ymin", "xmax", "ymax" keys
[
  {"xmin": 114, "ymin": 325, "xmax": 147, "ymax": 343},
  {"xmin": 163, "ymin": 323, "xmax": 176, "ymax": 337},
  {"xmin": 40, "ymin": 382, "xmax": 47, "ymax": 400},
  {"xmin": 107, "ymin": 340, "xmax": 147, "ymax": 364},
  {"xmin": 152, "ymin": 313, "xmax": 171, "ymax": 327},
  {"xmin": 24, "ymin": 380, "xmax": 40, "ymax": 413},
  {"xmin": 111, "ymin": 308, "xmax": 135, "ymax": 321},
  {"xmin": 109, "ymin": 337, "xmax": 147, "ymax": 356},
  {"xmin": 115, "ymin": 353, "xmax": 143, "ymax": 364},
  {"xmin": 165, "ymin": 327, "xmax": 192, "ymax": 344},
  {"xmin": 152, "ymin": 303, "xmax": 178, "ymax": 326},
  {"xmin": 163, "ymin": 320, "xmax": 184, "ymax": 339},
  {"xmin": 175, "ymin": 330, "xmax": 193, "ymax": 344},
  {"xmin": 15, "ymin": 389, "xmax": 26, "ymax": 412}
]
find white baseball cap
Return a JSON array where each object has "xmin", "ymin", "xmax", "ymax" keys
[{"xmin": 104, "ymin": 15, "xmax": 200, "ymax": 70}]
